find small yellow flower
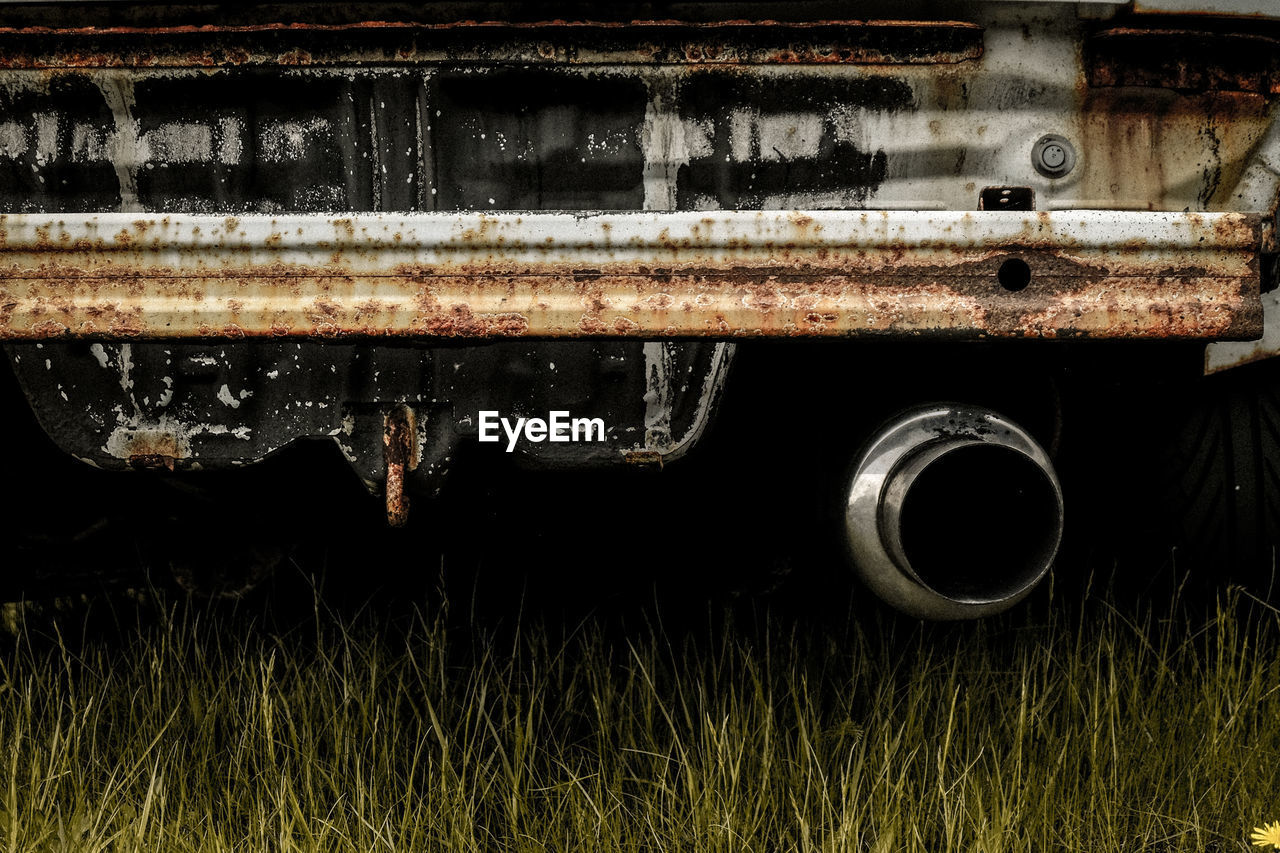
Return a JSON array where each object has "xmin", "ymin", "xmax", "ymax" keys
[{"xmin": 1252, "ymin": 821, "xmax": 1280, "ymax": 850}]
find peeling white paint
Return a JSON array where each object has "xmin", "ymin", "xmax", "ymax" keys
[
  {"xmin": 644, "ymin": 342, "xmax": 735, "ymax": 464},
  {"xmin": 116, "ymin": 343, "xmax": 134, "ymax": 393},
  {"xmin": 33, "ymin": 113, "xmax": 58, "ymax": 166},
  {"xmin": 728, "ymin": 108, "xmax": 755, "ymax": 162},
  {"xmin": 328, "ymin": 413, "xmax": 356, "ymax": 438},
  {"xmin": 641, "ymin": 76, "xmax": 713, "ymax": 212},
  {"xmin": 642, "ymin": 341, "xmax": 673, "ymax": 452},
  {"xmin": 103, "ymin": 417, "xmax": 191, "ymax": 459},
  {"xmin": 142, "ymin": 121, "xmax": 213, "ymax": 163},
  {"xmin": 0, "ymin": 121, "xmax": 26, "ymax": 158},
  {"xmin": 216, "ymin": 383, "xmax": 240, "ymax": 408},
  {"xmin": 155, "ymin": 375, "xmax": 174, "ymax": 408},
  {"xmin": 94, "ymin": 73, "xmax": 142, "ymax": 213},
  {"xmin": 103, "ymin": 415, "xmax": 253, "ymax": 461},
  {"xmin": 757, "ymin": 112, "xmax": 824, "ymax": 161},
  {"xmin": 71, "ymin": 123, "xmax": 109, "ymax": 162},
  {"xmin": 217, "ymin": 117, "xmax": 243, "ymax": 164},
  {"xmin": 260, "ymin": 117, "xmax": 331, "ymax": 162}
]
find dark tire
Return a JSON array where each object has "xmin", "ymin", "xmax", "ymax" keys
[{"xmin": 1161, "ymin": 359, "xmax": 1280, "ymax": 595}]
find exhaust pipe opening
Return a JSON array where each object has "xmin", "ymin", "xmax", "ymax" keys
[
  {"xmin": 845, "ymin": 405, "xmax": 1063, "ymax": 620},
  {"xmin": 891, "ymin": 443, "xmax": 1062, "ymax": 603}
]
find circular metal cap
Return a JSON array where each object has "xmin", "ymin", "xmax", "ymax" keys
[{"xmin": 1032, "ymin": 134, "xmax": 1076, "ymax": 179}]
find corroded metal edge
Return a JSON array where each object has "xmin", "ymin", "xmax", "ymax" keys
[
  {"xmin": 0, "ymin": 19, "xmax": 985, "ymax": 68},
  {"xmin": 0, "ymin": 210, "xmax": 1262, "ymax": 341},
  {"xmin": 1205, "ymin": 288, "xmax": 1280, "ymax": 372}
]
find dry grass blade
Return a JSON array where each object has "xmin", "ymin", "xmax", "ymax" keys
[{"xmin": 0, "ymin": 585, "xmax": 1277, "ymax": 852}]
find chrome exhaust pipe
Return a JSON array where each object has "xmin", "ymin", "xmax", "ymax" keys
[{"xmin": 844, "ymin": 405, "xmax": 1063, "ymax": 620}]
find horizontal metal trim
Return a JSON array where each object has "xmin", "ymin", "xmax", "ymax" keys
[
  {"xmin": 0, "ymin": 19, "xmax": 984, "ymax": 68},
  {"xmin": 0, "ymin": 210, "xmax": 1262, "ymax": 341},
  {"xmin": 0, "ymin": 210, "xmax": 1259, "ymax": 255}
]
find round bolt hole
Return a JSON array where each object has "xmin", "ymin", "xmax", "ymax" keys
[{"xmin": 998, "ymin": 258, "xmax": 1031, "ymax": 292}]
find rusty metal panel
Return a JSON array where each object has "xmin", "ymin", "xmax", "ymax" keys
[
  {"xmin": 0, "ymin": 20, "xmax": 985, "ymax": 69},
  {"xmin": 1206, "ymin": 288, "xmax": 1280, "ymax": 373},
  {"xmin": 1132, "ymin": 0, "xmax": 1280, "ymax": 18},
  {"xmin": 0, "ymin": 5, "xmax": 1271, "ymax": 363},
  {"xmin": 0, "ymin": 210, "xmax": 1261, "ymax": 341},
  {"xmin": 1088, "ymin": 29, "xmax": 1280, "ymax": 94},
  {"xmin": 0, "ymin": 11, "xmax": 1272, "ymax": 218},
  {"xmin": 986, "ymin": 0, "xmax": 1280, "ymax": 15}
]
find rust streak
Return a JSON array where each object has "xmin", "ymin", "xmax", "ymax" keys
[{"xmin": 383, "ymin": 405, "xmax": 416, "ymax": 528}]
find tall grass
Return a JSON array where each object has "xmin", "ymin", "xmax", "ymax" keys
[{"xmin": 0, "ymin": 583, "xmax": 1278, "ymax": 852}]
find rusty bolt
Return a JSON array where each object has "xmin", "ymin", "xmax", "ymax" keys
[{"xmin": 1032, "ymin": 135, "xmax": 1076, "ymax": 179}]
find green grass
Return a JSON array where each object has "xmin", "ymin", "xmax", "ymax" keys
[{"xmin": 1, "ymin": 583, "xmax": 1278, "ymax": 852}]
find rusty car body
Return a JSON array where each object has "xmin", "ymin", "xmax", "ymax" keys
[{"xmin": 2, "ymin": 0, "xmax": 1278, "ymax": 615}]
